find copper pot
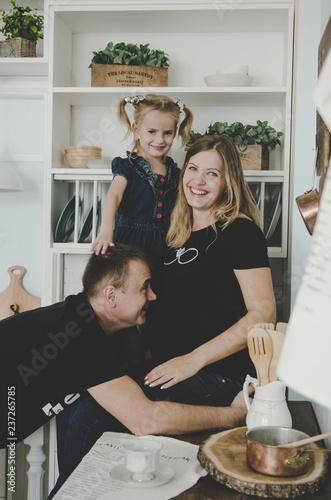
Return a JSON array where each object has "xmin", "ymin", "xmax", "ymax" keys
[
  {"xmin": 246, "ymin": 427, "xmax": 310, "ymax": 477},
  {"xmin": 296, "ymin": 149, "xmax": 320, "ymax": 235},
  {"xmin": 296, "ymin": 189, "xmax": 319, "ymax": 235}
]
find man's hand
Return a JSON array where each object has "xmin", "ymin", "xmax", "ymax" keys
[{"xmin": 226, "ymin": 387, "xmax": 253, "ymax": 427}]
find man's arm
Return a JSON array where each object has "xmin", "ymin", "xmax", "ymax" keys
[{"xmin": 88, "ymin": 376, "xmax": 248, "ymax": 436}]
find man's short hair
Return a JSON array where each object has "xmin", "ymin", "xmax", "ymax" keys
[{"xmin": 82, "ymin": 244, "xmax": 153, "ymax": 298}]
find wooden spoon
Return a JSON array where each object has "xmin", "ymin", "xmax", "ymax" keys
[
  {"xmin": 276, "ymin": 322, "xmax": 288, "ymax": 334},
  {"xmin": 247, "ymin": 328, "xmax": 273, "ymax": 386},
  {"xmin": 279, "ymin": 431, "xmax": 331, "ymax": 448},
  {"xmin": 267, "ymin": 329, "xmax": 285, "ymax": 382}
]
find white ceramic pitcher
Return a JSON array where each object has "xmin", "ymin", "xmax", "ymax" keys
[{"xmin": 243, "ymin": 374, "xmax": 292, "ymax": 430}]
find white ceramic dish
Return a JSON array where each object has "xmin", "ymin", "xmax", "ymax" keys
[
  {"xmin": 204, "ymin": 73, "xmax": 253, "ymax": 87},
  {"xmin": 266, "ymin": 191, "xmax": 282, "ymax": 242},
  {"xmin": 264, "ymin": 185, "xmax": 282, "ymax": 242},
  {"xmin": 222, "ymin": 64, "xmax": 249, "ymax": 74},
  {"xmin": 54, "ymin": 196, "xmax": 81, "ymax": 243},
  {"xmin": 248, "ymin": 183, "xmax": 261, "ymax": 208},
  {"xmin": 110, "ymin": 463, "xmax": 175, "ymax": 487},
  {"xmin": 78, "ymin": 197, "xmax": 101, "ymax": 243}
]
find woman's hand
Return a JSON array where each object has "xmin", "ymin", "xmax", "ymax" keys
[
  {"xmin": 144, "ymin": 353, "xmax": 203, "ymax": 389},
  {"xmin": 91, "ymin": 234, "xmax": 114, "ymax": 255}
]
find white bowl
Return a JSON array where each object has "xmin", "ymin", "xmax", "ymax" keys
[
  {"xmin": 86, "ymin": 158, "xmax": 112, "ymax": 169},
  {"xmin": 204, "ymin": 73, "xmax": 253, "ymax": 87},
  {"xmin": 222, "ymin": 65, "xmax": 249, "ymax": 75}
]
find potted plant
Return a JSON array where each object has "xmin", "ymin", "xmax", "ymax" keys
[
  {"xmin": 0, "ymin": 0, "xmax": 44, "ymax": 58},
  {"xmin": 89, "ymin": 42, "xmax": 170, "ymax": 87},
  {"xmin": 186, "ymin": 121, "xmax": 283, "ymax": 170}
]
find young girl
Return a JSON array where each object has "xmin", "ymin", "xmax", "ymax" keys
[{"xmin": 91, "ymin": 94, "xmax": 193, "ymax": 259}]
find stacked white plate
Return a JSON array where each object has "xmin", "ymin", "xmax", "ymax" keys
[{"xmin": 204, "ymin": 65, "xmax": 253, "ymax": 87}]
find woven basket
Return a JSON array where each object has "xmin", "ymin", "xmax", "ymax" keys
[{"xmin": 0, "ymin": 37, "xmax": 36, "ymax": 58}]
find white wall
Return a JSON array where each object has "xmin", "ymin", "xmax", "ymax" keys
[
  {"xmin": 290, "ymin": 1, "xmax": 320, "ymax": 307},
  {"xmin": 289, "ymin": 0, "xmax": 331, "ymax": 435},
  {"xmin": 0, "ymin": 97, "xmax": 44, "ymax": 298}
]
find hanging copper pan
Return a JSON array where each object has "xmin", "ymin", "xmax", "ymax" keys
[{"xmin": 296, "ymin": 149, "xmax": 320, "ymax": 235}]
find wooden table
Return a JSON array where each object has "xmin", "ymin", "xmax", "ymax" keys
[{"xmin": 174, "ymin": 401, "xmax": 330, "ymax": 499}]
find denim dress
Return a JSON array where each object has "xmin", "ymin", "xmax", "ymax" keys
[{"xmin": 112, "ymin": 152, "xmax": 180, "ymax": 259}]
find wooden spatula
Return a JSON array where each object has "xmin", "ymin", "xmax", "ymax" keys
[
  {"xmin": 266, "ymin": 329, "xmax": 285, "ymax": 382},
  {"xmin": 247, "ymin": 328, "xmax": 273, "ymax": 386}
]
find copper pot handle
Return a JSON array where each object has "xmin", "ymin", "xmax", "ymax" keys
[
  {"xmin": 308, "ymin": 148, "xmax": 318, "ymax": 193},
  {"xmin": 284, "ymin": 448, "xmax": 331, "ymax": 468}
]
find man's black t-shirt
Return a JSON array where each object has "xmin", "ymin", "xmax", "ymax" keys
[
  {"xmin": 0, "ymin": 293, "xmax": 128, "ymax": 448},
  {"xmin": 146, "ymin": 218, "xmax": 270, "ymax": 384}
]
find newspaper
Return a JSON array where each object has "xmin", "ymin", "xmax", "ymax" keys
[{"xmin": 53, "ymin": 432, "xmax": 207, "ymax": 500}]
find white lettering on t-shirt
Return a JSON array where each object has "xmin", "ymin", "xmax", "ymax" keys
[
  {"xmin": 42, "ymin": 392, "xmax": 81, "ymax": 417},
  {"xmin": 164, "ymin": 247, "xmax": 199, "ymax": 265}
]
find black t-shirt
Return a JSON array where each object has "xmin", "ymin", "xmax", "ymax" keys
[
  {"xmin": 146, "ymin": 218, "xmax": 270, "ymax": 384},
  {"xmin": 0, "ymin": 293, "xmax": 129, "ymax": 448}
]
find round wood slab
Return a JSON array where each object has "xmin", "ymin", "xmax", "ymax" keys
[{"xmin": 198, "ymin": 427, "xmax": 328, "ymax": 498}]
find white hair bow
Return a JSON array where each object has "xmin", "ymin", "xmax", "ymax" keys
[
  {"xmin": 124, "ymin": 95, "xmax": 145, "ymax": 107},
  {"xmin": 174, "ymin": 98, "xmax": 185, "ymax": 113}
]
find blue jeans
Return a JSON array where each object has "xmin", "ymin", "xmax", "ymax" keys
[{"xmin": 48, "ymin": 372, "xmax": 241, "ymax": 499}]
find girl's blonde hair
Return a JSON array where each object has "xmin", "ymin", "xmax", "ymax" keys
[
  {"xmin": 166, "ymin": 135, "xmax": 263, "ymax": 249},
  {"xmin": 117, "ymin": 94, "xmax": 193, "ymax": 152}
]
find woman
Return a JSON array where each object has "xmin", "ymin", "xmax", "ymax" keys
[{"xmin": 143, "ymin": 134, "xmax": 276, "ymax": 402}]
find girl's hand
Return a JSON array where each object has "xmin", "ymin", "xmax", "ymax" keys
[
  {"xmin": 144, "ymin": 353, "xmax": 203, "ymax": 389},
  {"xmin": 91, "ymin": 235, "xmax": 114, "ymax": 255}
]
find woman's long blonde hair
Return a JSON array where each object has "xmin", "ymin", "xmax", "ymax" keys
[
  {"xmin": 166, "ymin": 135, "xmax": 262, "ymax": 248},
  {"xmin": 117, "ymin": 94, "xmax": 193, "ymax": 154}
]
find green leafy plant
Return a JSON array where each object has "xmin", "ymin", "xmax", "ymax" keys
[
  {"xmin": 89, "ymin": 42, "xmax": 170, "ymax": 68},
  {"xmin": 186, "ymin": 121, "xmax": 283, "ymax": 152},
  {"xmin": 0, "ymin": 0, "xmax": 44, "ymax": 41}
]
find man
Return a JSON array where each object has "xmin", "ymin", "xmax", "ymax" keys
[{"xmin": 0, "ymin": 244, "xmax": 249, "ymax": 495}]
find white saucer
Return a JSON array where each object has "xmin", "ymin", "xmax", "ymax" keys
[{"xmin": 110, "ymin": 464, "xmax": 175, "ymax": 487}]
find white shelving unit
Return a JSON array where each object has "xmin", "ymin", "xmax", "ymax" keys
[{"xmin": 42, "ymin": 1, "xmax": 294, "ymax": 310}]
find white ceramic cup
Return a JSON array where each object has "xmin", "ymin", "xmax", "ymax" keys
[{"xmin": 123, "ymin": 438, "xmax": 163, "ymax": 481}]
